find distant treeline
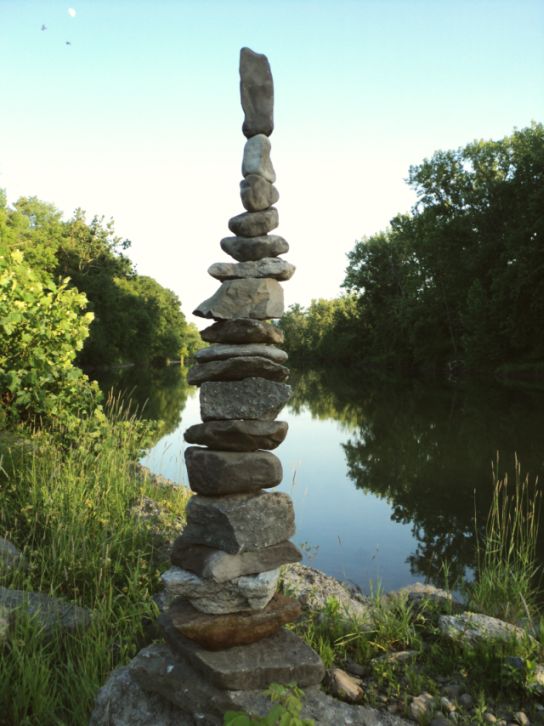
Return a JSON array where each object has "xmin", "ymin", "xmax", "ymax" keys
[{"xmin": 280, "ymin": 124, "xmax": 544, "ymax": 377}]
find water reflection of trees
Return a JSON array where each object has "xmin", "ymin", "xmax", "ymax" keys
[{"xmin": 291, "ymin": 367, "xmax": 544, "ymax": 585}]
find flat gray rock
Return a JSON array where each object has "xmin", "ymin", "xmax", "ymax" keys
[
  {"xmin": 170, "ymin": 540, "xmax": 302, "ymax": 582},
  {"xmin": 200, "ymin": 318, "xmax": 284, "ymax": 344},
  {"xmin": 0, "ymin": 586, "xmax": 91, "ymax": 637},
  {"xmin": 193, "ymin": 278, "xmax": 284, "ymax": 320},
  {"xmin": 220, "ymin": 234, "xmax": 289, "ymax": 262},
  {"xmin": 228, "ymin": 207, "xmax": 278, "ymax": 237},
  {"xmin": 188, "ymin": 356, "xmax": 289, "ymax": 386},
  {"xmin": 196, "ymin": 343, "xmax": 287, "ymax": 364},
  {"xmin": 208, "ymin": 258, "xmax": 295, "ymax": 281},
  {"xmin": 184, "ymin": 419, "xmax": 288, "ymax": 451},
  {"xmin": 242, "ymin": 134, "xmax": 276, "ymax": 182},
  {"xmin": 160, "ymin": 566, "xmax": 279, "ymax": 614},
  {"xmin": 185, "ymin": 447, "xmax": 283, "ymax": 495},
  {"xmin": 240, "ymin": 174, "xmax": 279, "ymax": 211},
  {"xmin": 240, "ymin": 47, "xmax": 274, "ymax": 138},
  {"xmin": 439, "ymin": 612, "xmax": 537, "ymax": 648},
  {"xmin": 200, "ymin": 378, "xmax": 291, "ymax": 421},
  {"xmin": 180, "ymin": 491, "xmax": 295, "ymax": 554}
]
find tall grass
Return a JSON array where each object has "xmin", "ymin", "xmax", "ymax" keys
[
  {"xmin": 468, "ymin": 455, "xmax": 542, "ymax": 624},
  {"xmin": 0, "ymin": 409, "xmax": 189, "ymax": 725}
]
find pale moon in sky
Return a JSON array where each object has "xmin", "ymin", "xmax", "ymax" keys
[{"xmin": 67, "ymin": 8, "xmax": 77, "ymax": 17}]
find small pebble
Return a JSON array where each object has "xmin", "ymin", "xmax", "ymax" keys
[
  {"xmin": 513, "ymin": 712, "xmax": 530, "ymax": 726},
  {"xmin": 459, "ymin": 693, "xmax": 474, "ymax": 709},
  {"xmin": 484, "ymin": 714, "xmax": 497, "ymax": 724},
  {"xmin": 440, "ymin": 696, "xmax": 456, "ymax": 714}
]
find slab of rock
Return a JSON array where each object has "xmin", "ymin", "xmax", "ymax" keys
[
  {"xmin": 196, "ymin": 342, "xmax": 287, "ymax": 364},
  {"xmin": 180, "ymin": 491, "xmax": 295, "ymax": 554},
  {"xmin": 240, "ymin": 174, "xmax": 279, "ymax": 211},
  {"xmin": 220, "ymin": 234, "xmax": 289, "ymax": 261},
  {"xmin": 185, "ymin": 447, "xmax": 282, "ymax": 496},
  {"xmin": 188, "ymin": 356, "xmax": 288, "ymax": 386},
  {"xmin": 170, "ymin": 540, "xmax": 302, "ymax": 581},
  {"xmin": 0, "ymin": 537, "xmax": 25, "ymax": 572},
  {"xmin": 200, "ymin": 318, "xmax": 284, "ymax": 345},
  {"xmin": 162, "ymin": 593, "xmax": 300, "ymax": 650},
  {"xmin": 389, "ymin": 582, "xmax": 455, "ymax": 612},
  {"xmin": 200, "ymin": 378, "xmax": 291, "ymax": 421},
  {"xmin": 160, "ymin": 566, "xmax": 279, "ymax": 614},
  {"xmin": 242, "ymin": 134, "xmax": 276, "ymax": 182},
  {"xmin": 184, "ymin": 419, "xmax": 288, "ymax": 451},
  {"xmin": 0, "ymin": 586, "xmax": 91, "ymax": 637},
  {"xmin": 193, "ymin": 278, "xmax": 284, "ymax": 320},
  {"xmin": 439, "ymin": 612, "xmax": 537, "ymax": 648},
  {"xmin": 208, "ymin": 257, "xmax": 295, "ymax": 282},
  {"xmin": 240, "ymin": 47, "xmax": 274, "ymax": 138},
  {"xmin": 228, "ymin": 207, "xmax": 278, "ymax": 237}
]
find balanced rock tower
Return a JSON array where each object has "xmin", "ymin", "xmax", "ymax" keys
[{"xmin": 157, "ymin": 48, "xmax": 325, "ymax": 691}]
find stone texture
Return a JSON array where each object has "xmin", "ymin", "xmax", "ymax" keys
[
  {"xmin": 162, "ymin": 592, "xmax": 301, "ymax": 650},
  {"xmin": 184, "ymin": 419, "xmax": 288, "ymax": 451},
  {"xmin": 200, "ymin": 378, "xmax": 291, "ymax": 421},
  {"xmin": 188, "ymin": 356, "xmax": 289, "ymax": 386},
  {"xmin": 326, "ymin": 667, "xmax": 364, "ymax": 703},
  {"xmin": 208, "ymin": 257, "xmax": 295, "ymax": 282},
  {"xmin": 170, "ymin": 539, "xmax": 302, "ymax": 582},
  {"xmin": 180, "ymin": 491, "xmax": 295, "ymax": 554},
  {"xmin": 240, "ymin": 174, "xmax": 279, "ymax": 211},
  {"xmin": 439, "ymin": 611, "xmax": 537, "ymax": 648},
  {"xmin": 228, "ymin": 207, "xmax": 278, "ymax": 237},
  {"xmin": 193, "ymin": 278, "xmax": 284, "ymax": 320},
  {"xmin": 185, "ymin": 447, "xmax": 283, "ymax": 495},
  {"xmin": 220, "ymin": 234, "xmax": 289, "ymax": 262},
  {"xmin": 160, "ymin": 566, "xmax": 279, "ymax": 614},
  {"xmin": 200, "ymin": 318, "xmax": 284, "ymax": 345},
  {"xmin": 0, "ymin": 586, "xmax": 91, "ymax": 637},
  {"xmin": 242, "ymin": 134, "xmax": 276, "ymax": 182},
  {"xmin": 163, "ymin": 625, "xmax": 325, "ymax": 690},
  {"xmin": 389, "ymin": 582, "xmax": 454, "ymax": 612},
  {"xmin": 196, "ymin": 342, "xmax": 287, "ymax": 364},
  {"xmin": 0, "ymin": 537, "xmax": 25, "ymax": 572},
  {"xmin": 240, "ymin": 47, "xmax": 274, "ymax": 138}
]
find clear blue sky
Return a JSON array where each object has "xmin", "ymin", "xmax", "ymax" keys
[{"xmin": 1, "ymin": 0, "xmax": 543, "ymax": 320}]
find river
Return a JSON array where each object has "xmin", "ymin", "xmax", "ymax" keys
[{"xmin": 95, "ymin": 365, "xmax": 544, "ymax": 594}]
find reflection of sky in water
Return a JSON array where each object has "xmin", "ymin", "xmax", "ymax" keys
[{"xmin": 141, "ymin": 390, "xmax": 419, "ymax": 594}]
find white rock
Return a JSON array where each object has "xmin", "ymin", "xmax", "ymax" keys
[{"xmin": 242, "ymin": 134, "xmax": 276, "ymax": 182}]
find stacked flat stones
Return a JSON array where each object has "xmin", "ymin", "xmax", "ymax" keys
[{"xmin": 157, "ymin": 48, "xmax": 324, "ymax": 691}]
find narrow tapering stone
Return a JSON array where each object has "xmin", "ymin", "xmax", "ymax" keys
[{"xmin": 240, "ymin": 47, "xmax": 274, "ymax": 138}]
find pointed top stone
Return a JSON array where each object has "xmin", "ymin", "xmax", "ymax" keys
[{"xmin": 240, "ymin": 47, "xmax": 274, "ymax": 138}]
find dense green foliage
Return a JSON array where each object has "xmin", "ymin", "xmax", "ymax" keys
[{"xmin": 281, "ymin": 124, "xmax": 544, "ymax": 376}]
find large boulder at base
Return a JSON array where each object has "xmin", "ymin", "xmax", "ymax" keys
[
  {"xmin": 185, "ymin": 447, "xmax": 283, "ymax": 495},
  {"xmin": 193, "ymin": 278, "xmax": 284, "ymax": 320},
  {"xmin": 184, "ymin": 419, "xmax": 288, "ymax": 451},
  {"xmin": 220, "ymin": 234, "xmax": 289, "ymax": 262},
  {"xmin": 200, "ymin": 378, "xmax": 291, "ymax": 421},
  {"xmin": 180, "ymin": 491, "xmax": 295, "ymax": 554},
  {"xmin": 439, "ymin": 611, "xmax": 537, "ymax": 648},
  {"xmin": 241, "ymin": 134, "xmax": 276, "ymax": 182},
  {"xmin": 240, "ymin": 174, "xmax": 279, "ymax": 211},
  {"xmin": 228, "ymin": 207, "xmax": 278, "ymax": 237},
  {"xmin": 196, "ymin": 343, "xmax": 287, "ymax": 364},
  {"xmin": 160, "ymin": 567, "xmax": 279, "ymax": 614},
  {"xmin": 208, "ymin": 257, "xmax": 294, "ymax": 282},
  {"xmin": 170, "ymin": 539, "xmax": 301, "ymax": 581},
  {"xmin": 240, "ymin": 47, "xmax": 274, "ymax": 138},
  {"xmin": 200, "ymin": 318, "xmax": 284, "ymax": 345},
  {"xmin": 0, "ymin": 586, "xmax": 91, "ymax": 637},
  {"xmin": 188, "ymin": 356, "xmax": 289, "ymax": 386},
  {"xmin": 161, "ymin": 592, "xmax": 300, "ymax": 650}
]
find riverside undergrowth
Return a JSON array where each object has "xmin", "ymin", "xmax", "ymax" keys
[{"xmin": 0, "ymin": 408, "xmax": 190, "ymax": 726}]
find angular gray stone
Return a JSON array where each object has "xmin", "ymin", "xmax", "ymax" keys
[
  {"xmin": 240, "ymin": 174, "xmax": 279, "ymax": 211},
  {"xmin": 0, "ymin": 537, "xmax": 25, "ymax": 572},
  {"xmin": 439, "ymin": 611, "xmax": 537, "ymax": 648},
  {"xmin": 163, "ymin": 625, "xmax": 324, "ymax": 690},
  {"xmin": 160, "ymin": 566, "xmax": 279, "ymax": 614},
  {"xmin": 220, "ymin": 234, "xmax": 289, "ymax": 262},
  {"xmin": 193, "ymin": 278, "xmax": 284, "ymax": 320},
  {"xmin": 170, "ymin": 540, "xmax": 302, "ymax": 582},
  {"xmin": 0, "ymin": 586, "xmax": 91, "ymax": 637},
  {"xmin": 184, "ymin": 419, "xmax": 288, "ymax": 451},
  {"xmin": 208, "ymin": 258, "xmax": 295, "ymax": 281},
  {"xmin": 188, "ymin": 356, "xmax": 289, "ymax": 386},
  {"xmin": 196, "ymin": 343, "xmax": 287, "ymax": 364},
  {"xmin": 200, "ymin": 318, "xmax": 284, "ymax": 345},
  {"xmin": 242, "ymin": 134, "xmax": 276, "ymax": 182},
  {"xmin": 228, "ymin": 207, "xmax": 278, "ymax": 237},
  {"xmin": 180, "ymin": 491, "xmax": 295, "ymax": 554},
  {"xmin": 240, "ymin": 47, "xmax": 274, "ymax": 138},
  {"xmin": 200, "ymin": 378, "xmax": 291, "ymax": 421},
  {"xmin": 185, "ymin": 447, "xmax": 283, "ymax": 495}
]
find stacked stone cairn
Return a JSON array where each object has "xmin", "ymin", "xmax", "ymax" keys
[{"xmin": 156, "ymin": 48, "xmax": 325, "ymax": 692}]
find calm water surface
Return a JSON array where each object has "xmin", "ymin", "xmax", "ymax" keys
[{"xmin": 96, "ymin": 366, "xmax": 544, "ymax": 594}]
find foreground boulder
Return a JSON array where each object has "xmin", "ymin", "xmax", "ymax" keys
[{"xmin": 0, "ymin": 586, "xmax": 91, "ymax": 637}]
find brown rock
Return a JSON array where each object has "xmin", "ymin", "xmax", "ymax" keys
[
  {"xmin": 184, "ymin": 419, "xmax": 288, "ymax": 451},
  {"xmin": 326, "ymin": 667, "xmax": 364, "ymax": 703},
  {"xmin": 162, "ymin": 593, "xmax": 301, "ymax": 650},
  {"xmin": 184, "ymin": 447, "xmax": 282, "ymax": 495},
  {"xmin": 200, "ymin": 319, "xmax": 284, "ymax": 345}
]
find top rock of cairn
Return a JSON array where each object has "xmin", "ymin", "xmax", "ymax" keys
[{"xmin": 240, "ymin": 47, "xmax": 274, "ymax": 138}]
